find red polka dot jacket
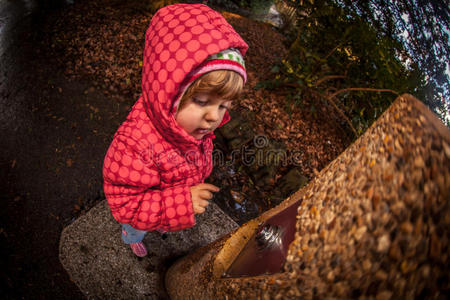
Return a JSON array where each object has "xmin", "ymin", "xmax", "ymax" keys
[{"xmin": 102, "ymin": 4, "xmax": 248, "ymax": 231}]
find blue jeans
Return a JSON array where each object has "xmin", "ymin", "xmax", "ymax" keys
[{"xmin": 121, "ymin": 224, "xmax": 147, "ymax": 244}]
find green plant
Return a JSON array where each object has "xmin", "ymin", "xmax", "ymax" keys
[{"xmin": 261, "ymin": 1, "xmax": 425, "ymax": 138}]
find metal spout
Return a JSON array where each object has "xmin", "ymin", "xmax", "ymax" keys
[{"xmin": 256, "ymin": 224, "xmax": 284, "ymax": 250}]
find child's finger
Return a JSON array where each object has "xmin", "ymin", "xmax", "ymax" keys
[
  {"xmin": 197, "ymin": 183, "xmax": 220, "ymax": 192},
  {"xmin": 193, "ymin": 200, "xmax": 208, "ymax": 213},
  {"xmin": 197, "ymin": 199, "xmax": 210, "ymax": 208},
  {"xmin": 199, "ymin": 189, "xmax": 213, "ymax": 200},
  {"xmin": 194, "ymin": 205, "xmax": 206, "ymax": 214}
]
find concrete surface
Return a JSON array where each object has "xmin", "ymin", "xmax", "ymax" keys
[{"xmin": 59, "ymin": 200, "xmax": 238, "ymax": 299}]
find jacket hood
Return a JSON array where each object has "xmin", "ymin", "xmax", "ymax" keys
[{"xmin": 141, "ymin": 4, "xmax": 248, "ymax": 150}]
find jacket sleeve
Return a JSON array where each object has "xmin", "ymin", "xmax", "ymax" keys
[{"xmin": 102, "ymin": 134, "xmax": 196, "ymax": 231}]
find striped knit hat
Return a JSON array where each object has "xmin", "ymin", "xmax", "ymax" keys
[
  {"xmin": 205, "ymin": 48, "xmax": 246, "ymax": 80},
  {"xmin": 172, "ymin": 48, "xmax": 246, "ymax": 112}
]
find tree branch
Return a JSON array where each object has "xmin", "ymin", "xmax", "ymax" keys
[
  {"xmin": 326, "ymin": 96, "xmax": 358, "ymax": 137},
  {"xmin": 310, "ymin": 89, "xmax": 358, "ymax": 137},
  {"xmin": 329, "ymin": 88, "xmax": 398, "ymax": 99},
  {"xmin": 327, "ymin": 88, "xmax": 399, "ymax": 137},
  {"xmin": 314, "ymin": 75, "xmax": 347, "ymax": 86},
  {"xmin": 309, "ymin": 43, "xmax": 344, "ymax": 76}
]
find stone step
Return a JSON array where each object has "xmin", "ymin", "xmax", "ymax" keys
[{"xmin": 59, "ymin": 200, "xmax": 238, "ymax": 299}]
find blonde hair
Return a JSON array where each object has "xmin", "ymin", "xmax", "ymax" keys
[{"xmin": 178, "ymin": 70, "xmax": 244, "ymax": 109}]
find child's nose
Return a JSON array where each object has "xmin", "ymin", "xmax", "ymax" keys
[{"xmin": 205, "ymin": 107, "xmax": 220, "ymax": 122}]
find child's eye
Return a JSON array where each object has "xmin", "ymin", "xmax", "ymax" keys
[
  {"xmin": 193, "ymin": 98, "xmax": 208, "ymax": 106},
  {"xmin": 220, "ymin": 101, "xmax": 232, "ymax": 110}
]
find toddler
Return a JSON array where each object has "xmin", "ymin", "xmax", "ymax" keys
[{"xmin": 103, "ymin": 4, "xmax": 248, "ymax": 257}]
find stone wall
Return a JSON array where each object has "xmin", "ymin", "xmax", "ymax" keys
[{"xmin": 166, "ymin": 94, "xmax": 450, "ymax": 299}]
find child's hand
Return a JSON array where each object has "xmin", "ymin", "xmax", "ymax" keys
[{"xmin": 190, "ymin": 183, "xmax": 220, "ymax": 214}]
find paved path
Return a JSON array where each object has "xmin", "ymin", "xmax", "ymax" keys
[
  {"xmin": 0, "ymin": 1, "xmax": 129, "ymax": 298},
  {"xmin": 59, "ymin": 200, "xmax": 238, "ymax": 299}
]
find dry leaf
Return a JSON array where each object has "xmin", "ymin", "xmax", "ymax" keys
[{"xmin": 66, "ymin": 159, "xmax": 73, "ymax": 167}]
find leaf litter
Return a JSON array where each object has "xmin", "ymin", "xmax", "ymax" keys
[{"xmin": 44, "ymin": 0, "xmax": 351, "ymax": 217}]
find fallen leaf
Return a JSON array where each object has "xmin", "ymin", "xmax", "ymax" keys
[{"xmin": 66, "ymin": 159, "xmax": 73, "ymax": 167}]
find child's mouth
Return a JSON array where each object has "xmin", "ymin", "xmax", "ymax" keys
[{"xmin": 194, "ymin": 128, "xmax": 211, "ymax": 135}]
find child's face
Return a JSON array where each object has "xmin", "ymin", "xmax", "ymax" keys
[{"xmin": 175, "ymin": 93, "xmax": 231, "ymax": 140}]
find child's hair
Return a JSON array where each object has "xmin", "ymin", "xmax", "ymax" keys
[{"xmin": 178, "ymin": 70, "xmax": 243, "ymax": 109}]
